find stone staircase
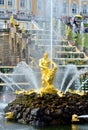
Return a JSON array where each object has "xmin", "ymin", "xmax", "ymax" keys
[
  {"xmin": 54, "ymin": 43, "xmax": 88, "ymax": 68},
  {"xmin": 29, "ymin": 28, "xmax": 88, "ymax": 69}
]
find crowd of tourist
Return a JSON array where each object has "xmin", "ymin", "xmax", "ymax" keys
[
  {"xmin": 61, "ymin": 15, "xmax": 83, "ymax": 34},
  {"xmin": 0, "ymin": 10, "xmax": 35, "ymax": 21},
  {"xmin": 61, "ymin": 15, "xmax": 88, "ymax": 34}
]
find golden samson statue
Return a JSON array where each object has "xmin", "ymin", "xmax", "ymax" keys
[
  {"xmin": 14, "ymin": 52, "xmax": 63, "ymax": 96},
  {"xmin": 39, "ymin": 52, "xmax": 57, "ymax": 94}
]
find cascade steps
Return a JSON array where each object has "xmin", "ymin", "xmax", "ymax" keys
[
  {"xmin": 29, "ymin": 28, "xmax": 88, "ymax": 69},
  {"xmin": 0, "ymin": 32, "xmax": 17, "ymax": 66},
  {"xmin": 1, "ymin": 34, "xmax": 15, "ymax": 65}
]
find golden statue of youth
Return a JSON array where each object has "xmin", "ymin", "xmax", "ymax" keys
[
  {"xmin": 39, "ymin": 52, "xmax": 57, "ymax": 89},
  {"xmin": 14, "ymin": 53, "xmax": 58, "ymax": 96}
]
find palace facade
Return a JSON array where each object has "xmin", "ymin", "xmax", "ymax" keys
[
  {"xmin": 63, "ymin": 0, "xmax": 88, "ymax": 16},
  {"xmin": 0, "ymin": 0, "xmax": 88, "ymax": 19}
]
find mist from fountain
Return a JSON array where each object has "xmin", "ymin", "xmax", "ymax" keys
[
  {"xmin": 0, "ymin": 71, "xmax": 23, "ymax": 91},
  {"xmin": 50, "ymin": 0, "xmax": 53, "ymax": 65},
  {"xmin": 0, "ymin": 61, "xmax": 39, "ymax": 93},
  {"xmin": 0, "ymin": 72, "xmax": 14, "ymax": 91},
  {"xmin": 1, "ymin": 61, "xmax": 88, "ymax": 95},
  {"xmin": 64, "ymin": 67, "xmax": 88, "ymax": 93},
  {"xmin": 0, "ymin": 90, "xmax": 16, "ymax": 113},
  {"xmin": 49, "ymin": 1, "xmax": 62, "ymax": 67},
  {"xmin": 60, "ymin": 64, "xmax": 75, "ymax": 91},
  {"xmin": 12, "ymin": 61, "xmax": 39, "ymax": 91},
  {"xmin": 58, "ymin": 64, "xmax": 81, "ymax": 93}
]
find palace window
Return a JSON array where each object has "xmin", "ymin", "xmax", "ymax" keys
[
  {"xmin": 8, "ymin": 0, "xmax": 12, "ymax": 6},
  {"xmin": 83, "ymin": 4, "xmax": 87, "ymax": 14},
  {"xmin": 28, "ymin": 0, "xmax": 32, "ymax": 11},
  {"xmin": 72, "ymin": 3, "xmax": 77, "ymax": 14},
  {"xmin": 37, "ymin": 0, "xmax": 43, "ymax": 16},
  {"xmin": 37, "ymin": 0, "xmax": 42, "ymax": 11},
  {"xmin": 0, "ymin": 0, "xmax": 4, "ymax": 5},
  {"xmin": 20, "ymin": 0, "xmax": 25, "ymax": 8}
]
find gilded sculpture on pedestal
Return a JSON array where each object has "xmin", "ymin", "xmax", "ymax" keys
[{"xmin": 39, "ymin": 52, "xmax": 57, "ymax": 94}]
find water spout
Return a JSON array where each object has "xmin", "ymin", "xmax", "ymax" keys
[
  {"xmin": 78, "ymin": 115, "xmax": 88, "ymax": 118},
  {"xmin": 50, "ymin": 0, "xmax": 53, "ymax": 68},
  {"xmin": 12, "ymin": 61, "xmax": 39, "ymax": 90},
  {"xmin": 60, "ymin": 64, "xmax": 73, "ymax": 91},
  {"xmin": 64, "ymin": 68, "xmax": 88, "ymax": 94},
  {"xmin": 0, "ymin": 72, "xmax": 22, "ymax": 91}
]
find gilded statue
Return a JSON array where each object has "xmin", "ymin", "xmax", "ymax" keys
[
  {"xmin": 14, "ymin": 53, "xmax": 58, "ymax": 96},
  {"xmin": 39, "ymin": 52, "xmax": 57, "ymax": 89},
  {"xmin": 22, "ymin": 24, "xmax": 24, "ymax": 33},
  {"xmin": 10, "ymin": 15, "xmax": 19, "ymax": 28}
]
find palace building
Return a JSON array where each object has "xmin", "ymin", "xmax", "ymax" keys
[{"xmin": 0, "ymin": 0, "xmax": 88, "ymax": 20}]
